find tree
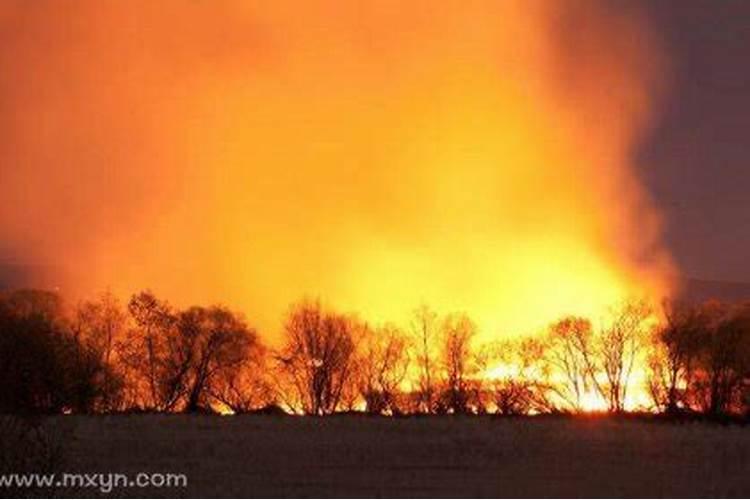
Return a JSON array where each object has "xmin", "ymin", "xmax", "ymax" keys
[
  {"xmin": 440, "ymin": 313, "xmax": 478, "ymax": 414},
  {"xmin": 647, "ymin": 300, "xmax": 710, "ymax": 414},
  {"xmin": 597, "ymin": 300, "xmax": 653, "ymax": 412},
  {"xmin": 72, "ymin": 291, "xmax": 127, "ymax": 411},
  {"xmin": 409, "ymin": 305, "xmax": 439, "ymax": 413},
  {"xmin": 177, "ymin": 306, "xmax": 257, "ymax": 412},
  {"xmin": 120, "ymin": 296, "xmax": 259, "ymax": 413},
  {"xmin": 693, "ymin": 303, "xmax": 750, "ymax": 416},
  {"xmin": 276, "ymin": 300, "xmax": 357, "ymax": 415},
  {"xmin": 490, "ymin": 338, "xmax": 554, "ymax": 415},
  {"xmin": 0, "ymin": 290, "xmax": 106, "ymax": 414},
  {"xmin": 209, "ymin": 341, "xmax": 273, "ymax": 413},
  {"xmin": 545, "ymin": 316, "xmax": 597, "ymax": 412},
  {"xmin": 118, "ymin": 291, "xmax": 176, "ymax": 410},
  {"xmin": 357, "ymin": 324, "xmax": 410, "ymax": 414}
]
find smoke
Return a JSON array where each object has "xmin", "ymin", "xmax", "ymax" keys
[{"xmin": 0, "ymin": 0, "xmax": 674, "ymax": 342}]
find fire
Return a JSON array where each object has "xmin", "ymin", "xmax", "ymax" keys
[
  {"xmin": 579, "ymin": 391, "xmax": 608, "ymax": 413},
  {"xmin": 483, "ymin": 357, "xmax": 655, "ymax": 413},
  {"xmin": 0, "ymin": 1, "xmax": 673, "ymax": 345}
]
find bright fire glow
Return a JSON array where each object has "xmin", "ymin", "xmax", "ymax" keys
[
  {"xmin": 0, "ymin": 1, "xmax": 674, "ymax": 347},
  {"xmin": 579, "ymin": 391, "xmax": 608, "ymax": 413}
]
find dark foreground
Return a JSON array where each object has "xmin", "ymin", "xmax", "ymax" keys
[{"xmin": 14, "ymin": 415, "xmax": 750, "ymax": 497}]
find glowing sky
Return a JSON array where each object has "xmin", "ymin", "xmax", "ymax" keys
[{"xmin": 0, "ymin": 1, "xmax": 675, "ymax": 342}]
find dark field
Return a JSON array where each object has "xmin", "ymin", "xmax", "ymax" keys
[{"xmin": 27, "ymin": 416, "xmax": 750, "ymax": 497}]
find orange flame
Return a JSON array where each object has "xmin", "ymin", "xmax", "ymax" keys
[{"xmin": 0, "ymin": 1, "xmax": 674, "ymax": 345}]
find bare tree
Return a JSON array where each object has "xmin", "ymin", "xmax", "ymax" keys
[
  {"xmin": 647, "ymin": 300, "xmax": 711, "ymax": 414},
  {"xmin": 409, "ymin": 305, "xmax": 439, "ymax": 413},
  {"xmin": 597, "ymin": 300, "xmax": 653, "ymax": 412},
  {"xmin": 276, "ymin": 300, "xmax": 356, "ymax": 415},
  {"xmin": 0, "ymin": 290, "xmax": 106, "ymax": 414},
  {"xmin": 545, "ymin": 316, "xmax": 598, "ymax": 412},
  {"xmin": 357, "ymin": 324, "xmax": 410, "ymax": 414},
  {"xmin": 177, "ymin": 306, "xmax": 257, "ymax": 412},
  {"xmin": 209, "ymin": 341, "xmax": 273, "ymax": 413},
  {"xmin": 119, "ymin": 291, "xmax": 176, "ymax": 410},
  {"xmin": 490, "ymin": 338, "xmax": 554, "ymax": 415},
  {"xmin": 72, "ymin": 290, "xmax": 127, "ymax": 411},
  {"xmin": 693, "ymin": 303, "xmax": 750, "ymax": 416},
  {"xmin": 119, "ymin": 295, "xmax": 261, "ymax": 413},
  {"xmin": 440, "ymin": 313, "xmax": 478, "ymax": 414}
]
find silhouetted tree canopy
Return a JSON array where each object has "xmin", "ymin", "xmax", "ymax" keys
[
  {"xmin": 276, "ymin": 300, "xmax": 357, "ymax": 415},
  {"xmin": 0, "ymin": 290, "xmax": 107, "ymax": 413},
  {"xmin": 1, "ymin": 288, "xmax": 749, "ymax": 418}
]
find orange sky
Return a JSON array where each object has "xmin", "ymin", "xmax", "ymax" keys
[{"xmin": 0, "ymin": 0, "xmax": 675, "ymax": 343}]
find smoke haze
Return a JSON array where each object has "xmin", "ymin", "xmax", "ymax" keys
[{"xmin": 0, "ymin": 0, "xmax": 674, "ymax": 342}]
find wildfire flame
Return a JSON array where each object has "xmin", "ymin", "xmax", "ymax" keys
[{"xmin": 0, "ymin": 1, "xmax": 674, "ymax": 347}]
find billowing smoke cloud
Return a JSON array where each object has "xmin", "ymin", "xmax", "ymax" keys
[{"xmin": 0, "ymin": 0, "xmax": 674, "ymax": 342}]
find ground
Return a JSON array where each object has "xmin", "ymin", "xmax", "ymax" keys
[{"xmin": 20, "ymin": 415, "xmax": 750, "ymax": 497}]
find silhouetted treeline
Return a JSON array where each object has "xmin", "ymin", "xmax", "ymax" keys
[{"xmin": 1, "ymin": 289, "xmax": 748, "ymax": 418}]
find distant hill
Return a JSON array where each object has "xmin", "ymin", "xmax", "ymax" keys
[
  {"xmin": 3, "ymin": 264, "xmax": 750, "ymax": 305},
  {"xmin": 679, "ymin": 278, "xmax": 750, "ymax": 304},
  {"xmin": 0, "ymin": 263, "xmax": 27, "ymax": 290},
  {"xmin": 0, "ymin": 263, "xmax": 59, "ymax": 292}
]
